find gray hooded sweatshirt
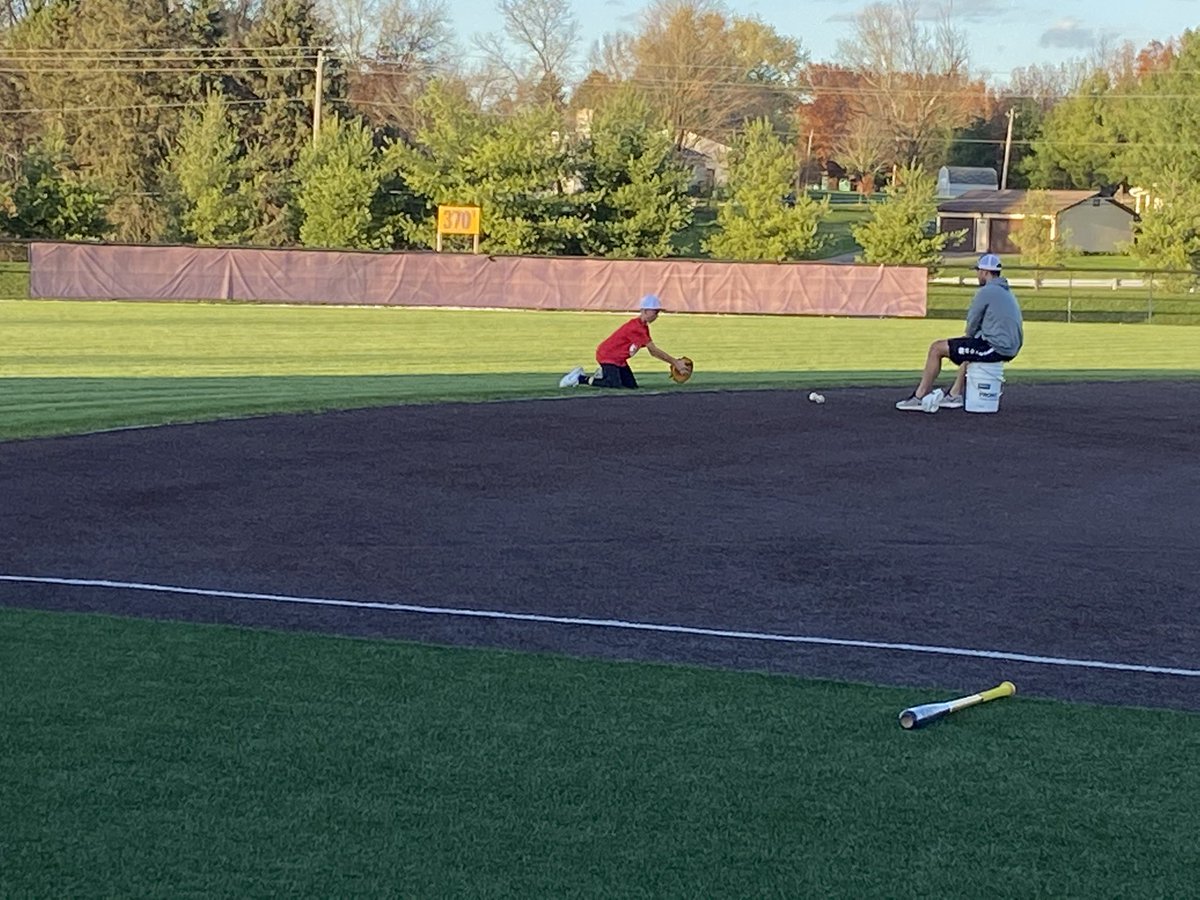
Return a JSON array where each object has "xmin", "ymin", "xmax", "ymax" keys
[{"xmin": 964, "ymin": 276, "xmax": 1023, "ymax": 358}]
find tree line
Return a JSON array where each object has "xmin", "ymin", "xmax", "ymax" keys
[{"xmin": 0, "ymin": 0, "xmax": 1197, "ymax": 271}]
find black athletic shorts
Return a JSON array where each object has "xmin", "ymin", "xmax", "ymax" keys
[{"xmin": 947, "ymin": 337, "xmax": 1013, "ymax": 366}]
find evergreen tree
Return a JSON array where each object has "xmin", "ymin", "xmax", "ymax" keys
[
  {"xmin": 234, "ymin": 0, "xmax": 345, "ymax": 243},
  {"xmin": 0, "ymin": 36, "xmax": 36, "ymax": 184},
  {"xmin": 1129, "ymin": 170, "xmax": 1200, "ymax": 290},
  {"xmin": 704, "ymin": 118, "xmax": 827, "ymax": 261},
  {"xmin": 0, "ymin": 129, "xmax": 110, "ymax": 240},
  {"xmin": 68, "ymin": 0, "xmax": 189, "ymax": 240},
  {"xmin": 388, "ymin": 81, "xmax": 579, "ymax": 254},
  {"xmin": 852, "ymin": 164, "xmax": 949, "ymax": 268},
  {"xmin": 572, "ymin": 89, "xmax": 692, "ymax": 257},
  {"xmin": 7, "ymin": 0, "xmax": 186, "ymax": 240},
  {"xmin": 179, "ymin": 0, "xmax": 235, "ymax": 98},
  {"xmin": 163, "ymin": 92, "xmax": 254, "ymax": 243},
  {"xmin": 295, "ymin": 114, "xmax": 393, "ymax": 248}
]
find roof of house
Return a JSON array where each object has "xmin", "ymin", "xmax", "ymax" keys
[
  {"xmin": 939, "ymin": 166, "xmax": 998, "ymax": 185},
  {"xmin": 681, "ymin": 132, "xmax": 730, "ymax": 160},
  {"xmin": 937, "ymin": 189, "xmax": 1137, "ymax": 217},
  {"xmin": 676, "ymin": 147, "xmax": 711, "ymax": 165}
]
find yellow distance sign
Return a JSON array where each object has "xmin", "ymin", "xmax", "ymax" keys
[{"xmin": 437, "ymin": 205, "xmax": 481, "ymax": 236}]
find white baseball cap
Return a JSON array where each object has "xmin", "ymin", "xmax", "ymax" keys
[
  {"xmin": 976, "ymin": 253, "xmax": 1002, "ymax": 272},
  {"xmin": 639, "ymin": 294, "xmax": 662, "ymax": 310}
]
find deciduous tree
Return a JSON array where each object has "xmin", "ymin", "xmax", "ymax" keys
[
  {"xmin": 345, "ymin": 0, "xmax": 454, "ymax": 139},
  {"xmin": 1011, "ymin": 190, "xmax": 1067, "ymax": 274},
  {"xmin": 796, "ymin": 64, "xmax": 864, "ymax": 162},
  {"xmin": 836, "ymin": 0, "xmax": 977, "ymax": 169},
  {"xmin": 1021, "ymin": 71, "xmax": 1124, "ymax": 190},
  {"xmin": 470, "ymin": 0, "xmax": 578, "ymax": 109},
  {"xmin": 1117, "ymin": 30, "xmax": 1200, "ymax": 189},
  {"xmin": 627, "ymin": 0, "xmax": 805, "ymax": 147}
]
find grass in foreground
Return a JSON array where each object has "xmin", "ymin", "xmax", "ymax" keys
[{"xmin": 2, "ymin": 607, "xmax": 1198, "ymax": 897}]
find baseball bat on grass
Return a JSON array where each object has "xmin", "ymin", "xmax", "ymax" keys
[{"xmin": 898, "ymin": 681, "xmax": 1016, "ymax": 730}]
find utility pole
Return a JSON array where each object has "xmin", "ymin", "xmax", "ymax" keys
[
  {"xmin": 312, "ymin": 49, "xmax": 326, "ymax": 145},
  {"xmin": 1000, "ymin": 107, "xmax": 1016, "ymax": 190},
  {"xmin": 802, "ymin": 129, "xmax": 814, "ymax": 191}
]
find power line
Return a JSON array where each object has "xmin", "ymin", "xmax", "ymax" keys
[
  {"xmin": 1, "ymin": 46, "xmax": 328, "ymax": 56},
  {"xmin": 8, "ymin": 66, "xmax": 1197, "ymax": 105},
  {"xmin": 5, "ymin": 46, "xmax": 1198, "ymax": 102},
  {"xmin": 0, "ymin": 64, "xmax": 317, "ymax": 75},
  {"xmin": 4, "ymin": 96, "xmax": 309, "ymax": 116}
]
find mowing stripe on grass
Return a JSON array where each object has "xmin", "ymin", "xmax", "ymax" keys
[{"xmin": 4, "ymin": 573, "xmax": 1198, "ymax": 679}]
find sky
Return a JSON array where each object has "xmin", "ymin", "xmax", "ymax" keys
[{"xmin": 446, "ymin": 0, "xmax": 1200, "ymax": 86}]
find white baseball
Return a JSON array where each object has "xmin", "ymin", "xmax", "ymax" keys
[{"xmin": 808, "ymin": 392, "xmax": 826, "ymax": 404}]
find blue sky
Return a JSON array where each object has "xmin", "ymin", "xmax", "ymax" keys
[{"xmin": 447, "ymin": 0, "xmax": 1200, "ymax": 85}]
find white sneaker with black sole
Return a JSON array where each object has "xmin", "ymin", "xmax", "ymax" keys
[{"xmin": 559, "ymin": 365, "xmax": 585, "ymax": 388}]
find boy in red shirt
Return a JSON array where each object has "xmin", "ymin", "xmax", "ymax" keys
[{"xmin": 559, "ymin": 295, "xmax": 691, "ymax": 389}]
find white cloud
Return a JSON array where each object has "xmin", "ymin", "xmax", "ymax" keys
[
  {"xmin": 916, "ymin": 0, "xmax": 1014, "ymax": 22},
  {"xmin": 1039, "ymin": 17, "xmax": 1098, "ymax": 49},
  {"xmin": 826, "ymin": 0, "xmax": 1019, "ymax": 26}
]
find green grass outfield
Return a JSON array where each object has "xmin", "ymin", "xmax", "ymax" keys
[
  {"xmin": 3, "ymin": 299, "xmax": 1200, "ymax": 440},
  {"xmin": 4, "ymin": 608, "xmax": 1199, "ymax": 897},
  {"xmin": 3, "ymin": 299, "xmax": 1200, "ymax": 895}
]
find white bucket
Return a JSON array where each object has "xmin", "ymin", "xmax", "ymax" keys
[{"xmin": 965, "ymin": 362, "xmax": 1005, "ymax": 413}]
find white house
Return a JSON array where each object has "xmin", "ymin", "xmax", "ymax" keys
[
  {"xmin": 680, "ymin": 132, "xmax": 731, "ymax": 191},
  {"xmin": 937, "ymin": 166, "xmax": 999, "ymax": 199}
]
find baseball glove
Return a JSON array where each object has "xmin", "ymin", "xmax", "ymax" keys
[{"xmin": 669, "ymin": 357, "xmax": 694, "ymax": 384}]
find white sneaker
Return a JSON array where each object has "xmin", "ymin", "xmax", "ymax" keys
[
  {"xmin": 559, "ymin": 365, "xmax": 585, "ymax": 388},
  {"xmin": 939, "ymin": 392, "xmax": 964, "ymax": 409}
]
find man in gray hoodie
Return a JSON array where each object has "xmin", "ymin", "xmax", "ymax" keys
[{"xmin": 896, "ymin": 253, "xmax": 1024, "ymax": 411}]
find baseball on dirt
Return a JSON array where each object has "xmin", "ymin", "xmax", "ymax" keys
[{"xmin": 808, "ymin": 392, "xmax": 826, "ymax": 404}]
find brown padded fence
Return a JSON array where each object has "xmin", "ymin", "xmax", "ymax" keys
[{"xmin": 29, "ymin": 243, "xmax": 927, "ymax": 317}]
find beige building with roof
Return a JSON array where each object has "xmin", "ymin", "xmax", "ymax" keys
[{"xmin": 936, "ymin": 189, "xmax": 1138, "ymax": 254}]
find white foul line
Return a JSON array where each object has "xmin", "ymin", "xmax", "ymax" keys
[{"xmin": 2, "ymin": 573, "xmax": 1199, "ymax": 678}]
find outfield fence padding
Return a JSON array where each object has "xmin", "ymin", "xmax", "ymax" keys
[{"xmin": 29, "ymin": 242, "xmax": 927, "ymax": 317}]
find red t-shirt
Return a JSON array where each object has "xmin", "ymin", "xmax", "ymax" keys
[{"xmin": 595, "ymin": 317, "xmax": 651, "ymax": 366}]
